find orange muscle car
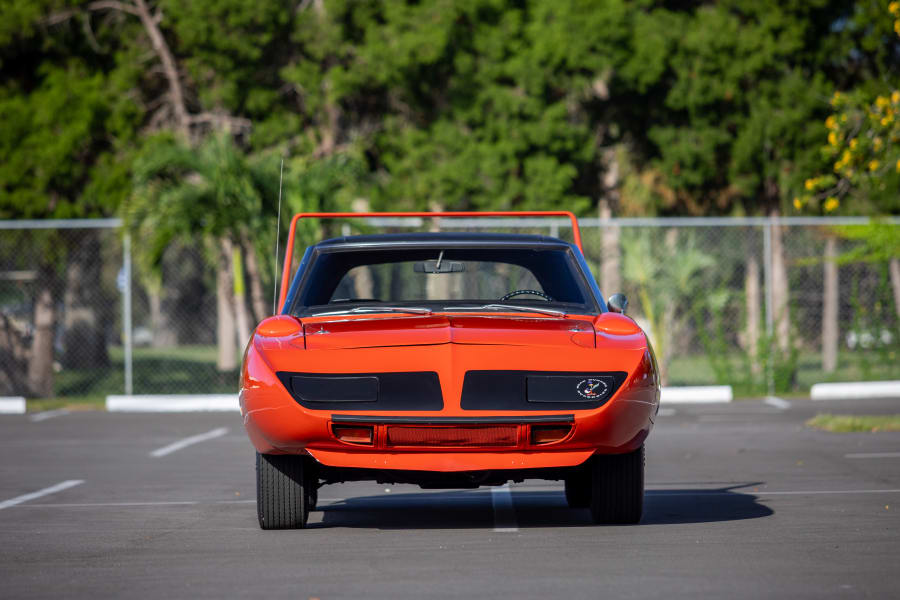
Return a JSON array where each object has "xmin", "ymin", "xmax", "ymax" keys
[{"xmin": 241, "ymin": 212, "xmax": 659, "ymax": 528}]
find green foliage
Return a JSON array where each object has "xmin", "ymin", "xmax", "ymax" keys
[
  {"xmin": 2, "ymin": 0, "xmax": 899, "ymax": 222},
  {"xmin": 0, "ymin": 60, "xmax": 140, "ymax": 218},
  {"xmin": 621, "ymin": 228, "xmax": 715, "ymax": 382},
  {"xmin": 806, "ymin": 413, "xmax": 900, "ymax": 433}
]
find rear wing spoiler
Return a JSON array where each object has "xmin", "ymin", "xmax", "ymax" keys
[{"xmin": 278, "ymin": 211, "xmax": 582, "ymax": 312}]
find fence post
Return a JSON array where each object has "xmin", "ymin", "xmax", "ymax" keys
[
  {"xmin": 122, "ymin": 232, "xmax": 133, "ymax": 396},
  {"xmin": 762, "ymin": 220, "xmax": 775, "ymax": 396}
]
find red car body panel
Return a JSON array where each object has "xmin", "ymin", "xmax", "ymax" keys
[
  {"xmin": 241, "ymin": 211, "xmax": 659, "ymax": 477},
  {"xmin": 240, "ymin": 312, "xmax": 658, "ymax": 472}
]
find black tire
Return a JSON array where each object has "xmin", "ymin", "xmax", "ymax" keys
[
  {"xmin": 308, "ymin": 482, "xmax": 318, "ymax": 511},
  {"xmin": 256, "ymin": 453, "xmax": 310, "ymax": 529},
  {"xmin": 589, "ymin": 446, "xmax": 644, "ymax": 525},
  {"xmin": 564, "ymin": 472, "xmax": 591, "ymax": 508}
]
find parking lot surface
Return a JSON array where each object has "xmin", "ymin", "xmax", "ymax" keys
[{"xmin": 1, "ymin": 397, "xmax": 898, "ymax": 598}]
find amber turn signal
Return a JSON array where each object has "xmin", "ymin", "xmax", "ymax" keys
[
  {"xmin": 530, "ymin": 425, "xmax": 571, "ymax": 445},
  {"xmin": 332, "ymin": 425, "xmax": 374, "ymax": 445}
]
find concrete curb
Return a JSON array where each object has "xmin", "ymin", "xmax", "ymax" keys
[
  {"xmin": 660, "ymin": 386, "xmax": 733, "ymax": 404},
  {"xmin": 106, "ymin": 394, "xmax": 239, "ymax": 412},
  {"xmin": 0, "ymin": 397, "xmax": 26, "ymax": 414},
  {"xmin": 102, "ymin": 387, "xmax": 737, "ymax": 411},
  {"xmin": 810, "ymin": 381, "xmax": 900, "ymax": 401}
]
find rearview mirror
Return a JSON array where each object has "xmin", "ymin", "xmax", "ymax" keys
[
  {"xmin": 607, "ymin": 293, "xmax": 628, "ymax": 314},
  {"xmin": 414, "ymin": 260, "xmax": 465, "ymax": 273}
]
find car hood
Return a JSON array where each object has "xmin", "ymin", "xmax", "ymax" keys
[{"xmin": 302, "ymin": 314, "xmax": 596, "ymax": 350}]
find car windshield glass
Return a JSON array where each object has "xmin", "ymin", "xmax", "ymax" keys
[{"xmin": 291, "ymin": 246, "xmax": 597, "ymax": 316}]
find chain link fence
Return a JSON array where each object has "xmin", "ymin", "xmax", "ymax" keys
[{"xmin": 1, "ymin": 216, "xmax": 898, "ymax": 401}]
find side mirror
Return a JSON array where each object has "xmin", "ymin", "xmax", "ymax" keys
[{"xmin": 607, "ymin": 293, "xmax": 628, "ymax": 314}]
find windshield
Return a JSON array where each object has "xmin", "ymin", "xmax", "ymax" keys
[{"xmin": 289, "ymin": 246, "xmax": 598, "ymax": 316}]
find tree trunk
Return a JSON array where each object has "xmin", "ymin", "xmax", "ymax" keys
[
  {"xmin": 346, "ymin": 199, "xmax": 375, "ymax": 299},
  {"xmin": 27, "ymin": 267, "xmax": 56, "ymax": 397},
  {"xmin": 240, "ymin": 233, "xmax": 268, "ymax": 321},
  {"xmin": 770, "ymin": 209, "xmax": 791, "ymax": 353},
  {"xmin": 889, "ymin": 258, "xmax": 900, "ymax": 321},
  {"xmin": 0, "ymin": 312, "xmax": 29, "ymax": 395},
  {"xmin": 61, "ymin": 230, "xmax": 109, "ymax": 369},
  {"xmin": 131, "ymin": 0, "xmax": 191, "ymax": 139},
  {"xmin": 425, "ymin": 202, "xmax": 451, "ymax": 300},
  {"xmin": 599, "ymin": 199, "xmax": 621, "ymax": 297},
  {"xmin": 216, "ymin": 241, "xmax": 237, "ymax": 372},
  {"xmin": 148, "ymin": 287, "xmax": 178, "ymax": 347},
  {"xmin": 822, "ymin": 235, "xmax": 839, "ymax": 372},
  {"xmin": 744, "ymin": 253, "xmax": 761, "ymax": 375},
  {"xmin": 224, "ymin": 238, "xmax": 252, "ymax": 352}
]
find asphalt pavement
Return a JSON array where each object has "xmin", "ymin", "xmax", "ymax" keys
[{"xmin": 1, "ymin": 396, "xmax": 899, "ymax": 599}]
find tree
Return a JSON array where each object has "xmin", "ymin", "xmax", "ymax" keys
[{"xmin": 125, "ymin": 133, "xmax": 277, "ymax": 371}]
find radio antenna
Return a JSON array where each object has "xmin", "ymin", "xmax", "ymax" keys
[{"xmin": 272, "ymin": 157, "xmax": 284, "ymax": 314}]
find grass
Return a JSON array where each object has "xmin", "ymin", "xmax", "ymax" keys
[
  {"xmin": 806, "ymin": 413, "xmax": 900, "ymax": 433},
  {"xmin": 23, "ymin": 344, "xmax": 240, "ymax": 411}
]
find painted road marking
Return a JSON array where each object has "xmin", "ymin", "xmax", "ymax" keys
[
  {"xmin": 845, "ymin": 452, "xmax": 900, "ymax": 459},
  {"xmin": 491, "ymin": 483, "xmax": 518, "ymax": 532},
  {"xmin": 764, "ymin": 396, "xmax": 791, "ymax": 410},
  {"xmin": 652, "ymin": 488, "xmax": 900, "ymax": 496},
  {"xmin": 0, "ymin": 480, "xmax": 84, "ymax": 510},
  {"xmin": 149, "ymin": 427, "xmax": 229, "ymax": 458},
  {"xmin": 29, "ymin": 409, "xmax": 70, "ymax": 422}
]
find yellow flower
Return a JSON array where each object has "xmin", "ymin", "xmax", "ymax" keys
[
  {"xmin": 877, "ymin": 96, "xmax": 890, "ymax": 110},
  {"xmin": 825, "ymin": 115, "xmax": 837, "ymax": 129},
  {"xmin": 893, "ymin": 91, "xmax": 900, "ymax": 104},
  {"xmin": 895, "ymin": 19, "xmax": 900, "ymax": 35},
  {"xmin": 892, "ymin": 1, "xmax": 900, "ymax": 15},
  {"xmin": 793, "ymin": 197, "xmax": 803, "ymax": 211},
  {"xmin": 874, "ymin": 137, "xmax": 883, "ymax": 150},
  {"xmin": 849, "ymin": 138, "xmax": 858, "ymax": 150},
  {"xmin": 869, "ymin": 160, "xmax": 880, "ymax": 172},
  {"xmin": 831, "ymin": 91, "xmax": 842, "ymax": 106},
  {"xmin": 882, "ymin": 114, "xmax": 895, "ymax": 126},
  {"xmin": 828, "ymin": 131, "xmax": 838, "ymax": 146},
  {"xmin": 804, "ymin": 178, "xmax": 816, "ymax": 190},
  {"xmin": 840, "ymin": 113, "xmax": 848, "ymax": 123},
  {"xmin": 824, "ymin": 197, "xmax": 839, "ymax": 212},
  {"xmin": 896, "ymin": 158, "xmax": 900, "ymax": 173}
]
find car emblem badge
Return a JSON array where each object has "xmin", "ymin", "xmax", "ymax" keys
[{"xmin": 576, "ymin": 378, "xmax": 608, "ymax": 400}]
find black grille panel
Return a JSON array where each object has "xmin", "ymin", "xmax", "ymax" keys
[
  {"xmin": 276, "ymin": 371, "xmax": 443, "ymax": 411},
  {"xmin": 461, "ymin": 370, "xmax": 628, "ymax": 410}
]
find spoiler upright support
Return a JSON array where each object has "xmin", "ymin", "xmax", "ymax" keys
[{"xmin": 277, "ymin": 211, "xmax": 582, "ymax": 313}]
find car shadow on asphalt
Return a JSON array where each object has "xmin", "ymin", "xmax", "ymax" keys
[{"xmin": 312, "ymin": 484, "xmax": 773, "ymax": 529}]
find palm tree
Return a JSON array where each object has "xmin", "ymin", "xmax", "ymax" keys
[{"xmin": 125, "ymin": 133, "xmax": 277, "ymax": 371}]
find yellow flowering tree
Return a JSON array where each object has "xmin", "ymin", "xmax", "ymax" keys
[
  {"xmin": 796, "ymin": 90, "xmax": 900, "ymax": 214},
  {"xmin": 795, "ymin": 2, "xmax": 900, "ymax": 215}
]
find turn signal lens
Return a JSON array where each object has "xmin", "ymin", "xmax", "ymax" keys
[
  {"xmin": 530, "ymin": 425, "xmax": 571, "ymax": 445},
  {"xmin": 332, "ymin": 425, "xmax": 374, "ymax": 445}
]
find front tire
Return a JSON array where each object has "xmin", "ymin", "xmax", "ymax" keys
[
  {"xmin": 589, "ymin": 446, "xmax": 644, "ymax": 524},
  {"xmin": 564, "ymin": 472, "xmax": 591, "ymax": 508},
  {"xmin": 256, "ymin": 453, "xmax": 311, "ymax": 529}
]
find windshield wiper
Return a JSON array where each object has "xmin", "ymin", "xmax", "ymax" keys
[
  {"xmin": 443, "ymin": 303, "xmax": 566, "ymax": 317},
  {"xmin": 312, "ymin": 306, "xmax": 433, "ymax": 317}
]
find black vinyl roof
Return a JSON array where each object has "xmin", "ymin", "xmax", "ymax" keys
[{"xmin": 315, "ymin": 231, "xmax": 570, "ymax": 248}]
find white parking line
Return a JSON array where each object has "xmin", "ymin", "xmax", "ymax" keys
[
  {"xmin": 0, "ymin": 480, "xmax": 84, "ymax": 510},
  {"xmin": 29, "ymin": 409, "xmax": 70, "ymax": 422},
  {"xmin": 491, "ymin": 484, "xmax": 518, "ymax": 532},
  {"xmin": 652, "ymin": 488, "xmax": 900, "ymax": 496},
  {"xmin": 764, "ymin": 396, "xmax": 791, "ymax": 410},
  {"xmin": 845, "ymin": 452, "xmax": 900, "ymax": 459},
  {"xmin": 149, "ymin": 427, "xmax": 229, "ymax": 458}
]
